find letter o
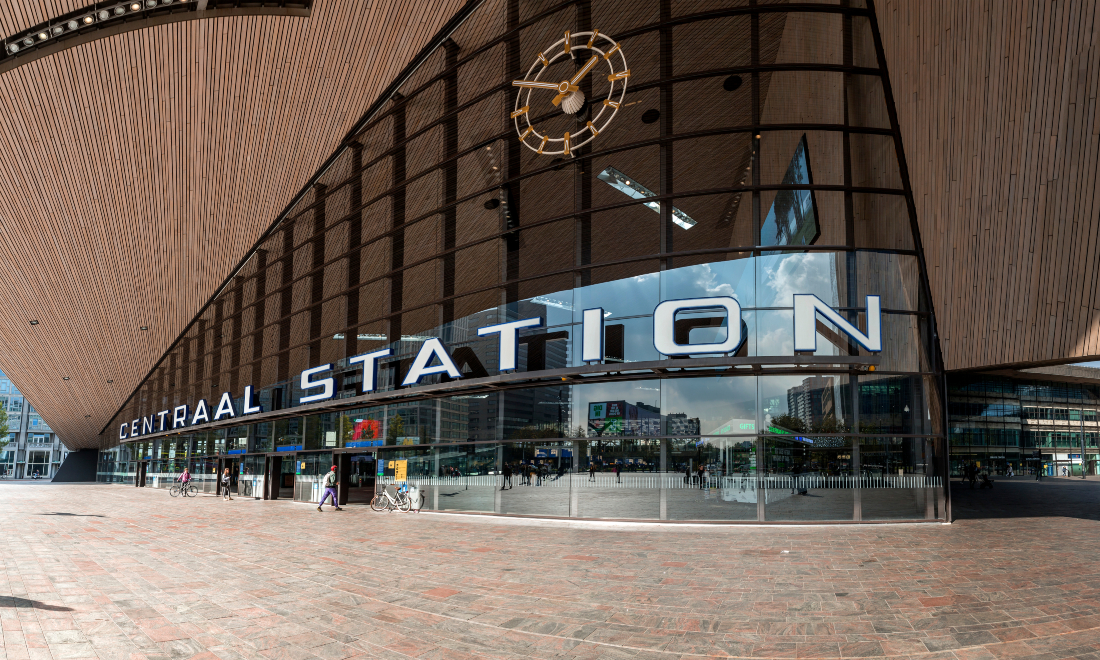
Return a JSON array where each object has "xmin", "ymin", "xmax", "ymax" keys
[{"xmin": 653, "ymin": 296, "xmax": 743, "ymax": 356}]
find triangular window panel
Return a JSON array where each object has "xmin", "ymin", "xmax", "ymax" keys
[{"xmin": 760, "ymin": 135, "xmax": 820, "ymax": 247}]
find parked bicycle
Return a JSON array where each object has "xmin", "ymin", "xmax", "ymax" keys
[
  {"xmin": 170, "ymin": 482, "xmax": 197, "ymax": 497},
  {"xmin": 370, "ymin": 484, "xmax": 411, "ymax": 512}
]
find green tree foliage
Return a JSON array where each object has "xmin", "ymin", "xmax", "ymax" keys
[
  {"xmin": 386, "ymin": 414, "xmax": 405, "ymax": 443},
  {"xmin": 770, "ymin": 413, "xmax": 806, "ymax": 434},
  {"xmin": 0, "ymin": 406, "xmax": 9, "ymax": 452}
]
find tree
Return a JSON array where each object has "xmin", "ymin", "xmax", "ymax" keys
[
  {"xmin": 770, "ymin": 414, "xmax": 807, "ymax": 434},
  {"xmin": 386, "ymin": 414, "xmax": 405, "ymax": 443},
  {"xmin": 0, "ymin": 406, "xmax": 9, "ymax": 453}
]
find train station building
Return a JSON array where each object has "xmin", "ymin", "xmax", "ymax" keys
[{"xmin": 2, "ymin": 0, "xmax": 1097, "ymax": 523}]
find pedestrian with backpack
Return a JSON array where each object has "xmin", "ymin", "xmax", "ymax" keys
[
  {"xmin": 221, "ymin": 467, "xmax": 233, "ymax": 500},
  {"xmin": 317, "ymin": 465, "xmax": 342, "ymax": 511}
]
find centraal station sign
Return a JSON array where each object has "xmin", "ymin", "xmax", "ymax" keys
[{"xmin": 119, "ymin": 293, "xmax": 882, "ymax": 441}]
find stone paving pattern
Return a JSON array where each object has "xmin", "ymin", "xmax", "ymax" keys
[{"xmin": 2, "ymin": 478, "xmax": 1100, "ymax": 660}]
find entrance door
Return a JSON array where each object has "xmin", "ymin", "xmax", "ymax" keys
[
  {"xmin": 264, "ymin": 456, "xmax": 279, "ymax": 500},
  {"xmin": 26, "ymin": 450, "xmax": 48, "ymax": 479},
  {"xmin": 279, "ymin": 455, "xmax": 296, "ymax": 499},
  {"xmin": 219, "ymin": 458, "xmax": 240, "ymax": 495},
  {"xmin": 343, "ymin": 453, "xmax": 377, "ymax": 504}
]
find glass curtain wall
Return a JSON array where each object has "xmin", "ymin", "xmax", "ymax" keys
[
  {"xmin": 948, "ymin": 374, "xmax": 1100, "ymax": 478},
  {"xmin": 104, "ymin": 0, "xmax": 945, "ymax": 521}
]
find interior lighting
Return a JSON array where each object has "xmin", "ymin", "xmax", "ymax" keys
[
  {"xmin": 29, "ymin": 320, "xmax": 38, "ymax": 325},
  {"xmin": 37, "ymin": 32, "xmax": 47, "ymax": 40},
  {"xmin": 114, "ymin": 7, "xmax": 125, "ymax": 15},
  {"xmin": 146, "ymin": 0, "xmax": 157, "ymax": 6},
  {"xmin": 131, "ymin": 3, "xmax": 142, "ymax": 10},
  {"xmin": 84, "ymin": 414, "xmax": 91, "ymax": 418},
  {"xmin": 67, "ymin": 20, "xmax": 78, "ymax": 29},
  {"xmin": 7, "ymin": 44, "xmax": 17, "ymax": 53},
  {"xmin": 51, "ymin": 27, "xmax": 62, "ymax": 35},
  {"xmin": 107, "ymin": 379, "xmax": 114, "ymax": 383},
  {"xmin": 21, "ymin": 38, "xmax": 32, "ymax": 46},
  {"xmin": 97, "ymin": 10, "xmax": 109, "ymax": 19},
  {"xmin": 83, "ymin": 16, "xmax": 94, "ymax": 24},
  {"xmin": 139, "ymin": 326, "xmax": 148, "ymax": 330},
  {"xmin": 596, "ymin": 166, "xmax": 697, "ymax": 229},
  {"xmin": 62, "ymin": 377, "xmax": 70, "ymax": 381}
]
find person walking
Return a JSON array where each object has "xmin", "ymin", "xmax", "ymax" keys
[
  {"xmin": 614, "ymin": 463, "xmax": 621, "ymax": 484},
  {"xmin": 501, "ymin": 463, "xmax": 512, "ymax": 490},
  {"xmin": 697, "ymin": 463, "xmax": 706, "ymax": 490},
  {"xmin": 1036, "ymin": 463, "xmax": 1043, "ymax": 481},
  {"xmin": 220, "ymin": 467, "xmax": 233, "ymax": 501},
  {"xmin": 588, "ymin": 462, "xmax": 596, "ymax": 482},
  {"xmin": 684, "ymin": 464, "xmax": 691, "ymax": 486},
  {"xmin": 317, "ymin": 465, "xmax": 341, "ymax": 511}
]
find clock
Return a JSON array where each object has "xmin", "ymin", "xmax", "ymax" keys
[{"xmin": 512, "ymin": 29, "xmax": 629, "ymax": 156}]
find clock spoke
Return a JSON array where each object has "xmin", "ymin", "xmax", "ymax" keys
[{"xmin": 512, "ymin": 80, "xmax": 560, "ymax": 90}]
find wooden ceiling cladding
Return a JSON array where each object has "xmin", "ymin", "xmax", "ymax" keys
[
  {"xmin": 0, "ymin": 0, "xmax": 466, "ymax": 449},
  {"xmin": 876, "ymin": 0, "xmax": 1100, "ymax": 371}
]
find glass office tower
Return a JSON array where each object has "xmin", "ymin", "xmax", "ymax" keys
[{"xmin": 99, "ymin": 0, "xmax": 947, "ymax": 522}]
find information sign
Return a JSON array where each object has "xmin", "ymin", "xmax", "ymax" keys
[{"xmin": 394, "ymin": 460, "xmax": 407, "ymax": 483}]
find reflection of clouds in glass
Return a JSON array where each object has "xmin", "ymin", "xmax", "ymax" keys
[
  {"xmin": 757, "ymin": 325, "xmax": 793, "ymax": 356},
  {"xmin": 759, "ymin": 253, "xmax": 838, "ymax": 307},
  {"xmin": 662, "ymin": 260, "xmax": 754, "ymax": 305},
  {"xmin": 574, "ymin": 273, "xmax": 659, "ymax": 319},
  {"xmin": 662, "ymin": 379, "xmax": 755, "ymax": 429}
]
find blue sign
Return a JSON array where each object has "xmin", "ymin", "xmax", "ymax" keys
[
  {"xmin": 346, "ymin": 440, "xmax": 384, "ymax": 448},
  {"xmin": 227, "ymin": 449, "xmax": 246, "ymax": 455},
  {"xmin": 276, "ymin": 445, "xmax": 303, "ymax": 452}
]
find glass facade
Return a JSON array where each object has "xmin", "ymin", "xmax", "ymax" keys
[
  {"xmin": 947, "ymin": 374, "xmax": 1100, "ymax": 478},
  {"xmin": 98, "ymin": 0, "xmax": 946, "ymax": 521}
]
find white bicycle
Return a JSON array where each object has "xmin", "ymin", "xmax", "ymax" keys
[{"xmin": 370, "ymin": 484, "xmax": 411, "ymax": 512}]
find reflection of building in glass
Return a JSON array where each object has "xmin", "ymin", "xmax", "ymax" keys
[
  {"xmin": 760, "ymin": 135, "xmax": 820, "ymax": 247},
  {"xmin": 587, "ymin": 401, "xmax": 661, "ymax": 437},
  {"xmin": 948, "ymin": 367, "xmax": 1100, "ymax": 477},
  {"xmin": 666, "ymin": 413, "xmax": 701, "ymax": 438},
  {"xmin": 787, "ymin": 376, "xmax": 836, "ymax": 429}
]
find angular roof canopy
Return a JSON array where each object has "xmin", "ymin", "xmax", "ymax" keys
[{"xmin": 0, "ymin": 0, "xmax": 463, "ymax": 449}]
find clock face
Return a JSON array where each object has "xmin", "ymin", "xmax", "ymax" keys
[{"xmin": 512, "ymin": 30, "xmax": 629, "ymax": 156}]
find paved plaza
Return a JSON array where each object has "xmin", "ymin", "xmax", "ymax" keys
[{"xmin": 3, "ymin": 480, "xmax": 1100, "ymax": 660}]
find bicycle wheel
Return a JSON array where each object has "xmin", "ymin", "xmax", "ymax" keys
[
  {"xmin": 169, "ymin": 485, "xmax": 180, "ymax": 497},
  {"xmin": 397, "ymin": 496, "xmax": 411, "ymax": 513},
  {"xmin": 187, "ymin": 485, "xmax": 197, "ymax": 497},
  {"xmin": 370, "ymin": 495, "xmax": 386, "ymax": 512}
]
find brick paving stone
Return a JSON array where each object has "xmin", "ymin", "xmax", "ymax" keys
[{"xmin": 3, "ymin": 481, "xmax": 1100, "ymax": 658}]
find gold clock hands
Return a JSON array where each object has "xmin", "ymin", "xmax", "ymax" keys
[
  {"xmin": 569, "ymin": 55, "xmax": 600, "ymax": 86},
  {"xmin": 513, "ymin": 80, "xmax": 560, "ymax": 90},
  {"xmin": 552, "ymin": 55, "xmax": 599, "ymax": 107}
]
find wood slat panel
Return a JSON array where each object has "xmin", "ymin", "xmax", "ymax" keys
[
  {"xmin": 877, "ymin": 0, "xmax": 1100, "ymax": 372},
  {"xmin": 0, "ymin": 0, "xmax": 465, "ymax": 448}
]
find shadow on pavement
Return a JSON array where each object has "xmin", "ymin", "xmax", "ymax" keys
[
  {"xmin": 0, "ymin": 597, "xmax": 73, "ymax": 611},
  {"xmin": 35, "ymin": 512, "xmax": 105, "ymax": 517},
  {"xmin": 952, "ymin": 476, "xmax": 1100, "ymax": 520}
]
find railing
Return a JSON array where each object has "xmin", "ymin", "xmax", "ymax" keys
[{"xmin": 376, "ymin": 473, "xmax": 943, "ymax": 490}]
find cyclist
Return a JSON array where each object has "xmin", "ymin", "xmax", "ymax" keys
[{"xmin": 177, "ymin": 468, "xmax": 192, "ymax": 495}]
